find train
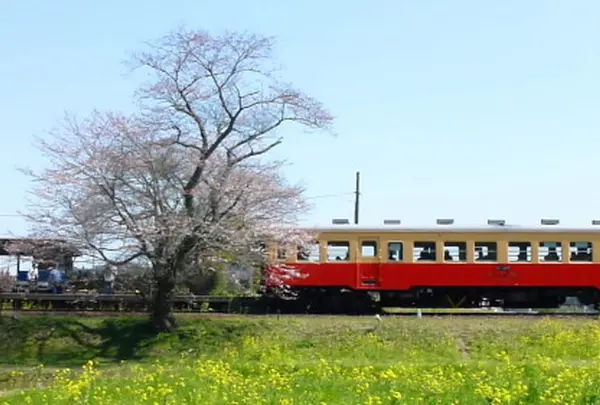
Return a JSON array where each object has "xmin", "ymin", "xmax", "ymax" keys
[
  {"xmin": 5, "ymin": 218, "xmax": 600, "ymax": 314},
  {"xmin": 260, "ymin": 218, "xmax": 600, "ymax": 313}
]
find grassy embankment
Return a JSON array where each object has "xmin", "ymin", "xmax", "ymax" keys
[{"xmin": 2, "ymin": 314, "xmax": 600, "ymax": 404}]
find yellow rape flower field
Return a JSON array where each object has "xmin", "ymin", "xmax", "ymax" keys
[{"xmin": 2, "ymin": 315, "xmax": 600, "ymax": 404}]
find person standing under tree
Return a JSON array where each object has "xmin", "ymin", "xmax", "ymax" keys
[
  {"xmin": 103, "ymin": 266, "xmax": 115, "ymax": 294},
  {"xmin": 48, "ymin": 265, "xmax": 62, "ymax": 294},
  {"xmin": 28, "ymin": 264, "xmax": 38, "ymax": 290}
]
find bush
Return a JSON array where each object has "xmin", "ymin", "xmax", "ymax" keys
[{"xmin": 0, "ymin": 269, "xmax": 14, "ymax": 292}]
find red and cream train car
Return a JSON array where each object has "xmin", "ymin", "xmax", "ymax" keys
[{"xmin": 263, "ymin": 219, "xmax": 600, "ymax": 311}]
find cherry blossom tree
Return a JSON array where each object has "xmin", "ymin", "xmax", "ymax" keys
[{"xmin": 22, "ymin": 27, "xmax": 332, "ymax": 331}]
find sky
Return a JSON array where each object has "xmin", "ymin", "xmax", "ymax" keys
[{"xmin": 1, "ymin": 0, "xmax": 600, "ymax": 243}]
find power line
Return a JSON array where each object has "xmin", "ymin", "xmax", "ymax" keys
[
  {"xmin": 305, "ymin": 192, "xmax": 354, "ymax": 200},
  {"xmin": 0, "ymin": 188, "xmax": 359, "ymax": 224},
  {"xmin": 0, "ymin": 194, "xmax": 354, "ymax": 215},
  {"xmin": 0, "ymin": 189, "xmax": 356, "ymax": 213}
]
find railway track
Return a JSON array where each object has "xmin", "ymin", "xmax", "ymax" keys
[
  {"xmin": 1, "ymin": 308, "xmax": 599, "ymax": 318},
  {"xmin": 0, "ymin": 292, "xmax": 241, "ymax": 302},
  {"xmin": 1, "ymin": 312, "xmax": 598, "ymax": 319},
  {"xmin": 1, "ymin": 292, "xmax": 599, "ymax": 317},
  {"xmin": 0, "ymin": 292, "xmax": 265, "ymax": 314}
]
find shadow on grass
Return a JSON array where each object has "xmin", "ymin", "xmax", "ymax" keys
[{"xmin": 0, "ymin": 315, "xmax": 265, "ymax": 367}]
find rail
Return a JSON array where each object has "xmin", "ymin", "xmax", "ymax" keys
[
  {"xmin": 1, "ymin": 292, "xmax": 599, "ymax": 317},
  {"xmin": 0, "ymin": 292, "xmax": 240, "ymax": 302}
]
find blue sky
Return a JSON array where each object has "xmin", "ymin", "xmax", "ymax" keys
[{"xmin": 1, "ymin": 0, "xmax": 600, "ymax": 238}]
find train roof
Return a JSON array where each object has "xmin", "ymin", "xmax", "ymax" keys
[{"xmin": 303, "ymin": 224, "xmax": 600, "ymax": 234}]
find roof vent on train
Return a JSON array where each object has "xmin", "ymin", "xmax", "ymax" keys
[
  {"xmin": 436, "ymin": 218, "xmax": 454, "ymax": 225},
  {"xmin": 592, "ymin": 220, "xmax": 600, "ymax": 225},
  {"xmin": 541, "ymin": 219, "xmax": 559, "ymax": 225},
  {"xmin": 383, "ymin": 219, "xmax": 401, "ymax": 225},
  {"xmin": 487, "ymin": 219, "xmax": 505, "ymax": 226},
  {"xmin": 331, "ymin": 218, "xmax": 350, "ymax": 225}
]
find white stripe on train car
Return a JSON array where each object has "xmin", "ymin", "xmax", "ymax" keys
[{"xmin": 299, "ymin": 224, "xmax": 600, "ymax": 233}]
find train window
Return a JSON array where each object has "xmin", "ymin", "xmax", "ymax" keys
[
  {"xmin": 361, "ymin": 241, "xmax": 377, "ymax": 257},
  {"xmin": 277, "ymin": 247, "xmax": 287, "ymax": 260},
  {"xmin": 474, "ymin": 242, "xmax": 497, "ymax": 261},
  {"xmin": 569, "ymin": 242, "xmax": 592, "ymax": 262},
  {"xmin": 327, "ymin": 241, "xmax": 350, "ymax": 261},
  {"xmin": 539, "ymin": 242, "xmax": 562, "ymax": 262},
  {"xmin": 297, "ymin": 242, "xmax": 320, "ymax": 262},
  {"xmin": 508, "ymin": 242, "xmax": 532, "ymax": 262},
  {"xmin": 414, "ymin": 241, "xmax": 436, "ymax": 261},
  {"xmin": 443, "ymin": 242, "xmax": 467, "ymax": 262},
  {"xmin": 388, "ymin": 242, "xmax": 403, "ymax": 261}
]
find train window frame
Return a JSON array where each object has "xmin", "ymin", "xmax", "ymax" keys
[
  {"xmin": 443, "ymin": 241, "xmax": 467, "ymax": 262},
  {"xmin": 474, "ymin": 242, "xmax": 497, "ymax": 262},
  {"xmin": 508, "ymin": 241, "xmax": 532, "ymax": 263},
  {"xmin": 277, "ymin": 246, "xmax": 288, "ymax": 260},
  {"xmin": 387, "ymin": 241, "xmax": 403, "ymax": 262},
  {"xmin": 297, "ymin": 242, "xmax": 320, "ymax": 262},
  {"xmin": 361, "ymin": 240, "xmax": 378, "ymax": 257},
  {"xmin": 413, "ymin": 241, "xmax": 436, "ymax": 262},
  {"xmin": 538, "ymin": 242, "xmax": 562, "ymax": 263},
  {"xmin": 326, "ymin": 241, "xmax": 350, "ymax": 262},
  {"xmin": 569, "ymin": 241, "xmax": 592, "ymax": 263}
]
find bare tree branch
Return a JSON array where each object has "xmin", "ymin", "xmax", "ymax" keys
[{"xmin": 130, "ymin": 27, "xmax": 333, "ymax": 217}]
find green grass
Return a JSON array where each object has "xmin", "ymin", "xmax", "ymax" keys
[
  {"xmin": 2, "ymin": 315, "xmax": 600, "ymax": 403},
  {"xmin": 0, "ymin": 314, "xmax": 263, "ymax": 366}
]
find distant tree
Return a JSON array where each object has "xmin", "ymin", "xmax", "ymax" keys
[
  {"xmin": 0, "ymin": 270, "xmax": 13, "ymax": 293},
  {"xmin": 21, "ymin": 27, "xmax": 332, "ymax": 331}
]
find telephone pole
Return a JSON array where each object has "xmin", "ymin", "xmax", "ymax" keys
[{"xmin": 354, "ymin": 171, "xmax": 360, "ymax": 224}]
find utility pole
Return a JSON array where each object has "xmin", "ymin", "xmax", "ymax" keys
[{"xmin": 354, "ymin": 171, "xmax": 360, "ymax": 224}]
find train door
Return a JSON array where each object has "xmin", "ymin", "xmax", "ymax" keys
[{"xmin": 357, "ymin": 238, "xmax": 380, "ymax": 286}]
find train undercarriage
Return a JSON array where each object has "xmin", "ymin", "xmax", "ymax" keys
[
  {"xmin": 265, "ymin": 286, "xmax": 600, "ymax": 314},
  {"xmin": 2, "ymin": 286, "xmax": 599, "ymax": 315},
  {"xmin": 378, "ymin": 286, "xmax": 600, "ymax": 309}
]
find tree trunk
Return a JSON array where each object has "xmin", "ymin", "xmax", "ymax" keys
[{"xmin": 151, "ymin": 276, "xmax": 177, "ymax": 332}]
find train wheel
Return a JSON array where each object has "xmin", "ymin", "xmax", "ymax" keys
[
  {"xmin": 349, "ymin": 292, "xmax": 379, "ymax": 315},
  {"xmin": 445, "ymin": 294, "xmax": 467, "ymax": 309},
  {"xmin": 446, "ymin": 295, "xmax": 467, "ymax": 309}
]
